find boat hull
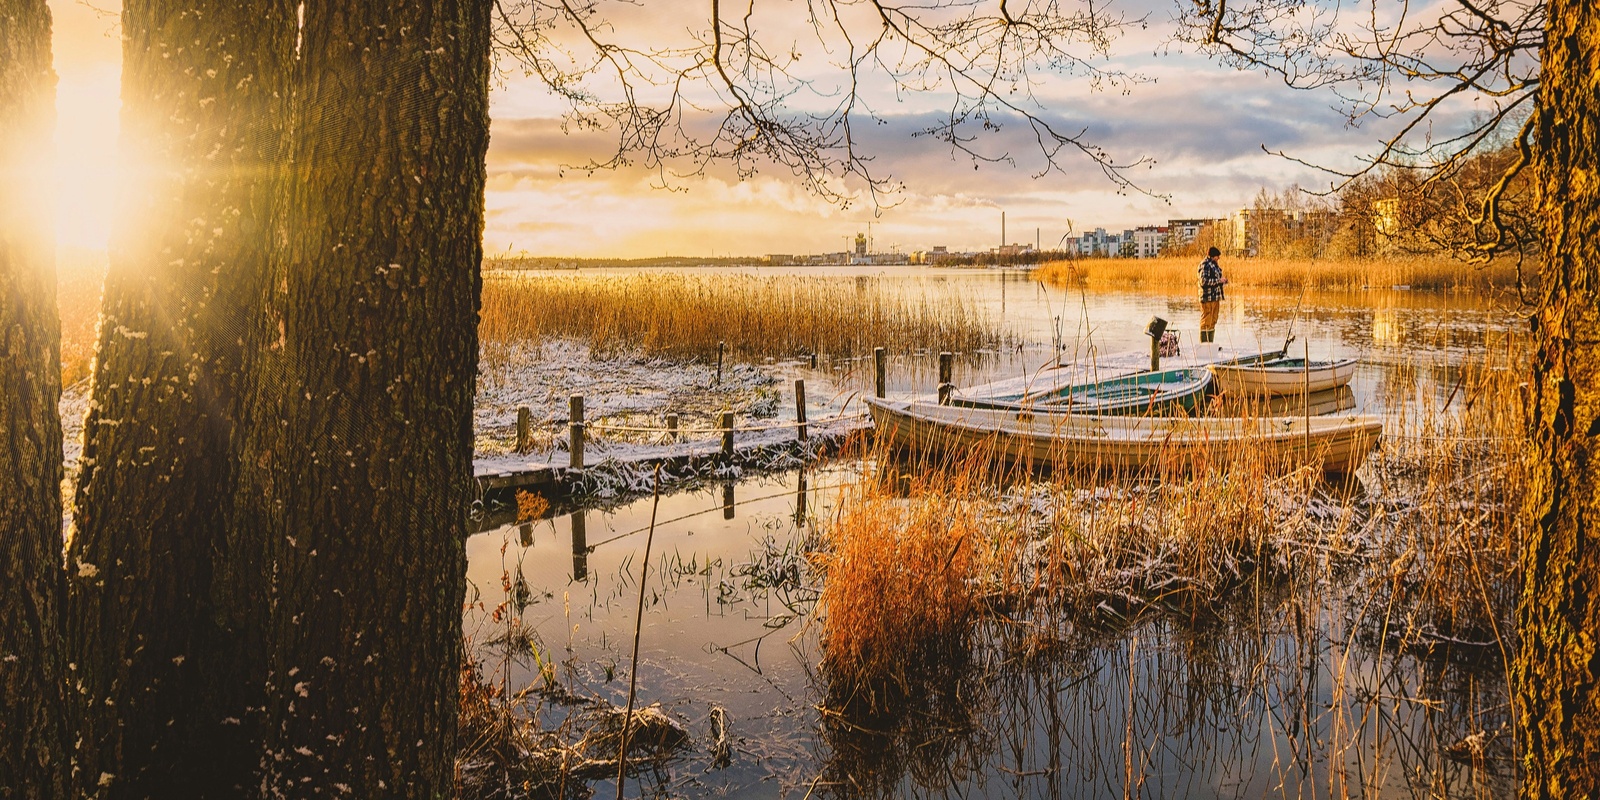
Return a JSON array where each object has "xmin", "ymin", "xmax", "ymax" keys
[
  {"xmin": 868, "ymin": 398, "xmax": 1382, "ymax": 476},
  {"xmin": 1209, "ymin": 357, "xmax": 1360, "ymax": 396}
]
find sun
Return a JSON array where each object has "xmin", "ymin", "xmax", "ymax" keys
[{"xmin": 52, "ymin": 66, "xmax": 120, "ymax": 252}]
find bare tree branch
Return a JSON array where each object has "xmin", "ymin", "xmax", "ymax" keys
[{"xmin": 491, "ymin": 0, "xmax": 1164, "ymax": 208}]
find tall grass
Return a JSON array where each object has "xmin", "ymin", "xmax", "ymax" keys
[
  {"xmin": 813, "ymin": 339, "xmax": 1528, "ymax": 793},
  {"xmin": 480, "ymin": 272, "xmax": 1001, "ymax": 362},
  {"xmin": 1032, "ymin": 255, "xmax": 1527, "ymax": 293},
  {"xmin": 813, "ymin": 468, "xmax": 984, "ymax": 691},
  {"xmin": 819, "ymin": 334, "xmax": 1527, "ymax": 680},
  {"xmin": 57, "ymin": 249, "xmax": 107, "ymax": 386}
]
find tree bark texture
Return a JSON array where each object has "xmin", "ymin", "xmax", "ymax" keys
[
  {"xmin": 0, "ymin": 1, "xmax": 69, "ymax": 796},
  {"xmin": 1518, "ymin": 0, "xmax": 1600, "ymax": 795},
  {"xmin": 64, "ymin": 2, "xmax": 291, "ymax": 795},
  {"xmin": 233, "ymin": 1, "xmax": 490, "ymax": 795}
]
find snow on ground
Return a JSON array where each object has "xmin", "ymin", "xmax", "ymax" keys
[
  {"xmin": 474, "ymin": 339, "xmax": 870, "ymax": 476},
  {"xmin": 52, "ymin": 338, "xmax": 871, "ymax": 505}
]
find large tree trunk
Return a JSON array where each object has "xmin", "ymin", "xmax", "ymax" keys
[
  {"xmin": 1518, "ymin": 0, "xmax": 1600, "ymax": 794},
  {"xmin": 0, "ymin": 1, "xmax": 68, "ymax": 796},
  {"xmin": 64, "ymin": 1, "xmax": 291, "ymax": 795},
  {"xmin": 232, "ymin": 0, "xmax": 491, "ymax": 794}
]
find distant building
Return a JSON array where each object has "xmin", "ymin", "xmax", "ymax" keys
[
  {"xmin": 1165, "ymin": 218, "xmax": 1211, "ymax": 249},
  {"xmin": 1130, "ymin": 226, "xmax": 1167, "ymax": 259},
  {"xmin": 1076, "ymin": 227, "xmax": 1122, "ymax": 257},
  {"xmin": 762, "ymin": 254, "xmax": 795, "ymax": 265},
  {"xmin": 854, "ymin": 233, "xmax": 868, "ymax": 257}
]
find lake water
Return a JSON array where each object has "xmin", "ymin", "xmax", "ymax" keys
[{"xmin": 464, "ymin": 267, "xmax": 1522, "ymax": 798}]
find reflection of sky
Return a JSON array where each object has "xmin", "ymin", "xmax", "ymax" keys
[
  {"xmin": 465, "ymin": 460, "xmax": 1514, "ymax": 798},
  {"xmin": 48, "ymin": 0, "xmax": 1499, "ymax": 258}
]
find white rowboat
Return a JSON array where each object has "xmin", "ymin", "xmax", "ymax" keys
[
  {"xmin": 867, "ymin": 398, "xmax": 1382, "ymax": 476},
  {"xmin": 1208, "ymin": 357, "xmax": 1360, "ymax": 396}
]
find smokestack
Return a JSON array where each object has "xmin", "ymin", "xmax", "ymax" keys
[{"xmin": 1001, "ymin": 211, "xmax": 1006, "ymax": 249}]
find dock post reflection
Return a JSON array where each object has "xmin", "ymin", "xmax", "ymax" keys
[
  {"xmin": 517, "ymin": 521, "xmax": 534, "ymax": 548},
  {"xmin": 723, "ymin": 481, "xmax": 736, "ymax": 520},
  {"xmin": 569, "ymin": 509, "xmax": 588, "ymax": 581}
]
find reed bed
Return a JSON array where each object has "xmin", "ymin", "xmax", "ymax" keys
[
  {"xmin": 56, "ymin": 250, "xmax": 107, "ymax": 387},
  {"xmin": 1032, "ymin": 255, "xmax": 1525, "ymax": 293},
  {"xmin": 809, "ymin": 339, "xmax": 1528, "ymax": 793},
  {"xmin": 480, "ymin": 272, "xmax": 1001, "ymax": 363},
  {"xmin": 812, "ymin": 467, "xmax": 986, "ymax": 692}
]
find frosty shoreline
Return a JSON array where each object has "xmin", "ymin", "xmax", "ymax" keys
[{"xmin": 57, "ymin": 338, "xmax": 872, "ymax": 511}]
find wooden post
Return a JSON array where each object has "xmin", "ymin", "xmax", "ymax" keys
[
  {"xmin": 721, "ymin": 411, "xmax": 734, "ymax": 457},
  {"xmin": 515, "ymin": 406, "xmax": 532, "ymax": 453},
  {"xmin": 794, "ymin": 471, "xmax": 808, "ymax": 525},
  {"xmin": 809, "ymin": 352, "xmax": 817, "ymax": 369},
  {"xmin": 1150, "ymin": 335, "xmax": 1161, "ymax": 373},
  {"xmin": 874, "ymin": 347, "xmax": 887, "ymax": 398},
  {"xmin": 794, "ymin": 379, "xmax": 808, "ymax": 441},
  {"xmin": 716, "ymin": 341, "xmax": 725, "ymax": 385},
  {"xmin": 569, "ymin": 394, "xmax": 585, "ymax": 470},
  {"xmin": 722, "ymin": 482, "xmax": 735, "ymax": 520},
  {"xmin": 938, "ymin": 351, "xmax": 954, "ymax": 405},
  {"xmin": 665, "ymin": 413, "xmax": 679, "ymax": 442}
]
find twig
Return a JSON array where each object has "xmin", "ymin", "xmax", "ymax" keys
[{"xmin": 617, "ymin": 463, "xmax": 663, "ymax": 798}]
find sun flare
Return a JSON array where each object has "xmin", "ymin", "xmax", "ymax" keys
[{"xmin": 52, "ymin": 68, "xmax": 119, "ymax": 251}]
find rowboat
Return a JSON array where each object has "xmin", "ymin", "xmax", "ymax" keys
[
  {"xmin": 867, "ymin": 398, "xmax": 1383, "ymax": 476},
  {"xmin": 1208, "ymin": 356, "xmax": 1360, "ymax": 396},
  {"xmin": 956, "ymin": 348, "xmax": 1281, "ymax": 411},
  {"xmin": 951, "ymin": 367, "xmax": 1213, "ymax": 416}
]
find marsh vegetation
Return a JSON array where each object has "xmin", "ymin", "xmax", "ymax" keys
[{"xmin": 455, "ymin": 264, "xmax": 1526, "ymax": 798}]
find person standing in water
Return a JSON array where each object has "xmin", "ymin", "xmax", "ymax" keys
[{"xmin": 1198, "ymin": 246, "xmax": 1226, "ymax": 343}]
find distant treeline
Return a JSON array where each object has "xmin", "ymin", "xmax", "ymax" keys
[{"xmin": 931, "ymin": 249, "xmax": 1077, "ymax": 267}]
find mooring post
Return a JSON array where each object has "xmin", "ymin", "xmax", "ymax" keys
[
  {"xmin": 717, "ymin": 341, "xmax": 725, "ymax": 385},
  {"xmin": 569, "ymin": 394, "xmax": 585, "ymax": 470},
  {"xmin": 874, "ymin": 347, "xmax": 887, "ymax": 398},
  {"xmin": 1150, "ymin": 336, "xmax": 1161, "ymax": 373},
  {"xmin": 809, "ymin": 352, "xmax": 818, "ymax": 369},
  {"xmin": 938, "ymin": 351, "xmax": 954, "ymax": 405},
  {"xmin": 795, "ymin": 379, "xmax": 808, "ymax": 441},
  {"xmin": 665, "ymin": 412, "xmax": 679, "ymax": 442},
  {"xmin": 515, "ymin": 406, "xmax": 532, "ymax": 453},
  {"xmin": 721, "ymin": 410, "xmax": 734, "ymax": 457}
]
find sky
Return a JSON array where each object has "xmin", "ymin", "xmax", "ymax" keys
[{"xmin": 45, "ymin": 0, "xmax": 1457, "ymax": 258}]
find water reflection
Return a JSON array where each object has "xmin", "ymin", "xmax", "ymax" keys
[
  {"xmin": 814, "ymin": 581, "xmax": 1513, "ymax": 799},
  {"xmin": 464, "ymin": 462, "xmax": 1514, "ymax": 798},
  {"xmin": 570, "ymin": 510, "xmax": 588, "ymax": 581}
]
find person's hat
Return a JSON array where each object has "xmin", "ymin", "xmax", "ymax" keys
[{"xmin": 1207, "ymin": 246, "xmax": 1221, "ymax": 258}]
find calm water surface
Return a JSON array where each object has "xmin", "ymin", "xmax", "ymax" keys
[{"xmin": 466, "ymin": 268, "xmax": 1520, "ymax": 798}]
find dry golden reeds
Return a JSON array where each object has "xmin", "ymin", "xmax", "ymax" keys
[
  {"xmin": 56, "ymin": 249, "xmax": 107, "ymax": 386},
  {"xmin": 479, "ymin": 271, "xmax": 1000, "ymax": 362},
  {"xmin": 814, "ymin": 467, "xmax": 987, "ymax": 690},
  {"xmin": 818, "ymin": 331, "xmax": 1528, "ymax": 690},
  {"xmin": 1032, "ymin": 255, "xmax": 1524, "ymax": 293}
]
